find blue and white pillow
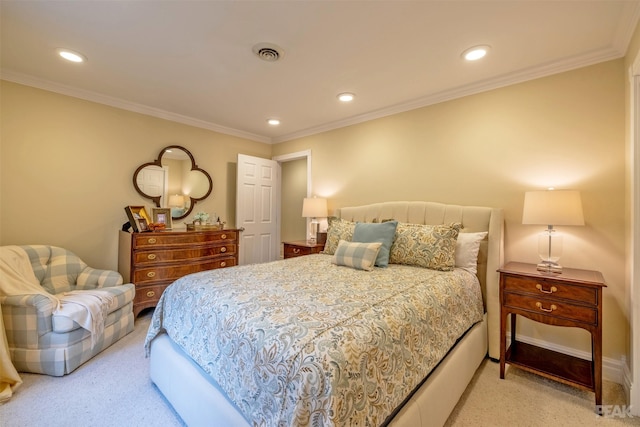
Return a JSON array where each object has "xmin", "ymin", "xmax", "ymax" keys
[{"xmin": 332, "ymin": 240, "xmax": 383, "ymax": 271}]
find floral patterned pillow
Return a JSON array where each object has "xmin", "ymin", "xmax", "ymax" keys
[
  {"xmin": 322, "ymin": 217, "xmax": 356, "ymax": 255},
  {"xmin": 389, "ymin": 222, "xmax": 462, "ymax": 271}
]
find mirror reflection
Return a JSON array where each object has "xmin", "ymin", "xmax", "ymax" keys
[{"xmin": 133, "ymin": 145, "xmax": 213, "ymax": 220}]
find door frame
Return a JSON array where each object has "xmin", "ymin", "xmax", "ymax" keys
[
  {"xmin": 273, "ymin": 149, "xmax": 312, "ymax": 246},
  {"xmin": 629, "ymin": 52, "xmax": 640, "ymax": 415}
]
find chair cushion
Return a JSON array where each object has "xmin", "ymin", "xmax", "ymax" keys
[{"xmin": 51, "ymin": 283, "xmax": 135, "ymax": 333}]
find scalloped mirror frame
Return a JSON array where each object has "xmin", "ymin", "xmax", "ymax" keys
[{"xmin": 133, "ymin": 145, "xmax": 213, "ymax": 220}]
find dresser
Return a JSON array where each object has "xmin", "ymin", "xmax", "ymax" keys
[
  {"xmin": 118, "ymin": 229, "xmax": 239, "ymax": 317},
  {"xmin": 498, "ymin": 262, "xmax": 606, "ymax": 406},
  {"xmin": 283, "ymin": 240, "xmax": 325, "ymax": 259}
]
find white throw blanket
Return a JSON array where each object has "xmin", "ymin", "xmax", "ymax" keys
[
  {"xmin": 0, "ymin": 246, "xmax": 59, "ymax": 309},
  {"xmin": 0, "ymin": 246, "xmax": 112, "ymax": 348},
  {"xmin": 57, "ymin": 290, "xmax": 114, "ymax": 348}
]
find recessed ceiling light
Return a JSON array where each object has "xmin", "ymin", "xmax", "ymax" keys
[
  {"xmin": 337, "ymin": 92, "xmax": 355, "ymax": 102},
  {"xmin": 462, "ymin": 45, "xmax": 490, "ymax": 61},
  {"xmin": 267, "ymin": 118, "xmax": 280, "ymax": 126},
  {"xmin": 57, "ymin": 48, "xmax": 87, "ymax": 63}
]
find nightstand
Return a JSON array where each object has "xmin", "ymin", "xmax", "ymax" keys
[
  {"xmin": 498, "ymin": 262, "xmax": 606, "ymax": 406},
  {"xmin": 283, "ymin": 240, "xmax": 325, "ymax": 259}
]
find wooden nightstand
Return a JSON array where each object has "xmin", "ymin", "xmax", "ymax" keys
[
  {"xmin": 498, "ymin": 262, "xmax": 606, "ymax": 406},
  {"xmin": 283, "ymin": 240, "xmax": 325, "ymax": 259}
]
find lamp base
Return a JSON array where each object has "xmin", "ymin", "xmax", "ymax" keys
[{"xmin": 536, "ymin": 262, "xmax": 563, "ymax": 274}]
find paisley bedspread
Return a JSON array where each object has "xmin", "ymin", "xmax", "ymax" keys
[{"xmin": 144, "ymin": 254, "xmax": 484, "ymax": 427}]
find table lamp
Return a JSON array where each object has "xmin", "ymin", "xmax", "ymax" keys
[
  {"xmin": 302, "ymin": 197, "xmax": 327, "ymax": 243},
  {"xmin": 522, "ymin": 189, "xmax": 584, "ymax": 273}
]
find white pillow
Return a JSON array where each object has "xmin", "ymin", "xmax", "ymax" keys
[{"xmin": 455, "ymin": 232, "xmax": 488, "ymax": 274}]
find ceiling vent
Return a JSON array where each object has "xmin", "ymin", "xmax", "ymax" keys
[{"xmin": 252, "ymin": 43, "xmax": 284, "ymax": 62}]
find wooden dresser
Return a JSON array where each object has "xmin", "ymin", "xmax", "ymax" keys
[{"xmin": 118, "ymin": 229, "xmax": 239, "ymax": 317}]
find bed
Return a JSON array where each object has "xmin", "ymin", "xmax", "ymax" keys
[{"xmin": 144, "ymin": 201, "xmax": 503, "ymax": 426}]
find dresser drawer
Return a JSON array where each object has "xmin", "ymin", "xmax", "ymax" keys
[
  {"xmin": 132, "ymin": 257, "xmax": 236, "ymax": 284},
  {"xmin": 504, "ymin": 292, "xmax": 597, "ymax": 325},
  {"xmin": 133, "ymin": 244, "xmax": 237, "ymax": 265},
  {"xmin": 133, "ymin": 231, "xmax": 237, "ymax": 248},
  {"xmin": 503, "ymin": 275, "xmax": 597, "ymax": 305},
  {"xmin": 134, "ymin": 284, "xmax": 169, "ymax": 305}
]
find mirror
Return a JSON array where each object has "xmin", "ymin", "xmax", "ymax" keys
[{"xmin": 133, "ymin": 145, "xmax": 213, "ymax": 220}]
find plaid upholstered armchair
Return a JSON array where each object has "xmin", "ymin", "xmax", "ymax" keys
[{"xmin": 0, "ymin": 245, "xmax": 135, "ymax": 376}]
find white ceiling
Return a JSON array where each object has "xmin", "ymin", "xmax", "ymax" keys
[{"xmin": 2, "ymin": 1, "xmax": 639, "ymax": 144}]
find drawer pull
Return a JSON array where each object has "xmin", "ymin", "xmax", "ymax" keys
[
  {"xmin": 535, "ymin": 302, "xmax": 557, "ymax": 313},
  {"xmin": 147, "ymin": 254, "xmax": 157, "ymax": 260},
  {"xmin": 220, "ymin": 247, "xmax": 227, "ymax": 253},
  {"xmin": 147, "ymin": 271, "xmax": 156, "ymax": 278},
  {"xmin": 536, "ymin": 284, "xmax": 557, "ymax": 294},
  {"xmin": 220, "ymin": 261, "xmax": 226, "ymax": 267},
  {"xmin": 221, "ymin": 234, "xmax": 227, "ymax": 239},
  {"xmin": 146, "ymin": 290, "xmax": 156, "ymax": 298},
  {"xmin": 293, "ymin": 248, "xmax": 301, "ymax": 254},
  {"xmin": 147, "ymin": 238, "xmax": 157, "ymax": 244}
]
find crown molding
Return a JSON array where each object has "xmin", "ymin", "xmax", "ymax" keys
[
  {"xmin": 272, "ymin": 44, "xmax": 627, "ymax": 144},
  {"xmin": 0, "ymin": 70, "xmax": 272, "ymax": 144}
]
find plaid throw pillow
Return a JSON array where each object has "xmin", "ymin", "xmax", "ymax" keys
[{"xmin": 332, "ymin": 240, "xmax": 382, "ymax": 271}]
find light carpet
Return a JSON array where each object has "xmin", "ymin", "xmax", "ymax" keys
[{"xmin": 1, "ymin": 310, "xmax": 638, "ymax": 426}]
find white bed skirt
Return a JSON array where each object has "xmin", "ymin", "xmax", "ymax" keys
[{"xmin": 149, "ymin": 314, "xmax": 488, "ymax": 427}]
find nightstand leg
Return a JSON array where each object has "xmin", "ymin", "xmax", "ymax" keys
[
  {"xmin": 500, "ymin": 311, "xmax": 508, "ymax": 379},
  {"xmin": 593, "ymin": 332, "xmax": 603, "ymax": 407}
]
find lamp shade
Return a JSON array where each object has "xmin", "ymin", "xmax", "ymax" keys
[
  {"xmin": 522, "ymin": 190, "xmax": 584, "ymax": 226},
  {"xmin": 169, "ymin": 194, "xmax": 185, "ymax": 208},
  {"xmin": 302, "ymin": 197, "xmax": 327, "ymax": 218}
]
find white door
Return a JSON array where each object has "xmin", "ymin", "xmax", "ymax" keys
[
  {"xmin": 236, "ymin": 154, "xmax": 280, "ymax": 265},
  {"xmin": 136, "ymin": 166, "xmax": 165, "ymax": 196},
  {"xmin": 136, "ymin": 165, "xmax": 169, "ymax": 206}
]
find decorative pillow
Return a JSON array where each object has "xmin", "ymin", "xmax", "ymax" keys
[
  {"xmin": 322, "ymin": 217, "xmax": 355, "ymax": 255},
  {"xmin": 389, "ymin": 222, "xmax": 461, "ymax": 271},
  {"xmin": 455, "ymin": 232, "xmax": 488, "ymax": 274},
  {"xmin": 332, "ymin": 240, "xmax": 383, "ymax": 271},
  {"xmin": 352, "ymin": 221, "xmax": 398, "ymax": 267}
]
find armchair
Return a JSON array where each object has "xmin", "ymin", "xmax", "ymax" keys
[{"xmin": 1, "ymin": 245, "xmax": 135, "ymax": 376}]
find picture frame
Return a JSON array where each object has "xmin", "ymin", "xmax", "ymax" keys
[
  {"xmin": 124, "ymin": 205, "xmax": 151, "ymax": 232},
  {"xmin": 152, "ymin": 207, "xmax": 172, "ymax": 230}
]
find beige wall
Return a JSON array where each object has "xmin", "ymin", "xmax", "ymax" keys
[
  {"xmin": 0, "ymin": 80, "xmax": 271, "ymax": 271},
  {"xmin": 273, "ymin": 60, "xmax": 627, "ymax": 363}
]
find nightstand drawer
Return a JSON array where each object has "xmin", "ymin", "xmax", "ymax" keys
[
  {"xmin": 284, "ymin": 245, "xmax": 314, "ymax": 257},
  {"xmin": 504, "ymin": 292, "xmax": 597, "ymax": 325},
  {"xmin": 283, "ymin": 241, "xmax": 324, "ymax": 259},
  {"xmin": 503, "ymin": 275, "xmax": 597, "ymax": 305}
]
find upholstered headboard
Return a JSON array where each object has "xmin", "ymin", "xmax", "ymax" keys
[{"xmin": 338, "ymin": 201, "xmax": 504, "ymax": 359}]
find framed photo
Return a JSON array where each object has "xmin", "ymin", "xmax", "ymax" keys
[
  {"xmin": 124, "ymin": 206, "xmax": 151, "ymax": 232},
  {"xmin": 152, "ymin": 207, "xmax": 172, "ymax": 230},
  {"xmin": 138, "ymin": 217, "xmax": 149, "ymax": 232}
]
